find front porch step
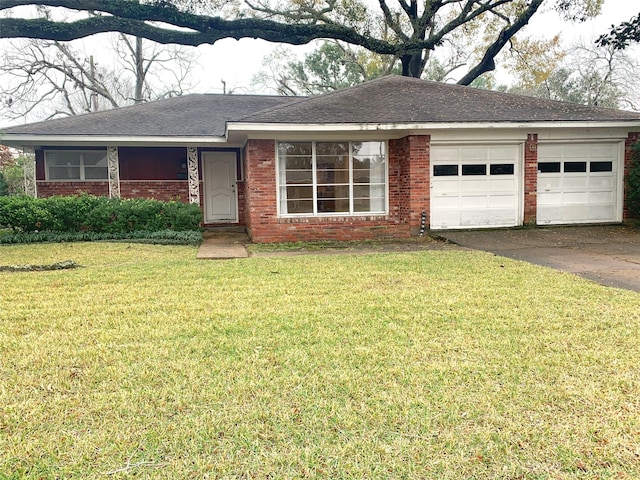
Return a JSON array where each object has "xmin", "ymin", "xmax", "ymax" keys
[{"xmin": 203, "ymin": 225, "xmax": 248, "ymax": 235}]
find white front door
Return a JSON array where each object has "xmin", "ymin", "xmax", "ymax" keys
[
  {"xmin": 537, "ymin": 143, "xmax": 620, "ymax": 225},
  {"xmin": 430, "ymin": 144, "xmax": 522, "ymax": 229},
  {"xmin": 203, "ymin": 152, "xmax": 238, "ymax": 223}
]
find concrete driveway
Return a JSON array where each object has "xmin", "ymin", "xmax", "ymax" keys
[{"xmin": 437, "ymin": 225, "xmax": 640, "ymax": 292}]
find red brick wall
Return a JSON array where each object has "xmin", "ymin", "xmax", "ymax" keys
[
  {"xmin": 243, "ymin": 137, "xmax": 432, "ymax": 243},
  {"xmin": 119, "ymin": 181, "xmax": 189, "ymax": 202},
  {"xmin": 524, "ymin": 133, "xmax": 538, "ymax": 225},
  {"xmin": 37, "ymin": 182, "xmax": 109, "ymax": 197},
  {"xmin": 404, "ymin": 135, "xmax": 430, "ymax": 234},
  {"xmin": 624, "ymin": 132, "xmax": 640, "ymax": 220}
]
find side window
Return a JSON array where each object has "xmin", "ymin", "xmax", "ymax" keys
[
  {"xmin": 538, "ymin": 162, "xmax": 561, "ymax": 173},
  {"xmin": 590, "ymin": 161, "xmax": 613, "ymax": 172},
  {"xmin": 490, "ymin": 164, "xmax": 514, "ymax": 175},
  {"xmin": 461, "ymin": 164, "xmax": 486, "ymax": 176},
  {"xmin": 45, "ymin": 150, "xmax": 108, "ymax": 180},
  {"xmin": 564, "ymin": 161, "xmax": 587, "ymax": 173},
  {"xmin": 433, "ymin": 165, "xmax": 458, "ymax": 176}
]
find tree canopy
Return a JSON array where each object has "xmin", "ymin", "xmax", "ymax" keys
[
  {"xmin": 0, "ymin": 0, "xmax": 602, "ymax": 85},
  {"xmin": 598, "ymin": 12, "xmax": 640, "ymax": 50}
]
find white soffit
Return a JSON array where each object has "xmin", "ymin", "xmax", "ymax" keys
[{"xmin": 0, "ymin": 135, "xmax": 232, "ymax": 148}]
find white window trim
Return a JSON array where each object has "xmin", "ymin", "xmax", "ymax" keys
[
  {"xmin": 44, "ymin": 149, "xmax": 108, "ymax": 181},
  {"xmin": 276, "ymin": 140, "xmax": 389, "ymax": 218}
]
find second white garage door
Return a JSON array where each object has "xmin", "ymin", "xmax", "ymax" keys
[
  {"xmin": 430, "ymin": 144, "xmax": 521, "ymax": 229},
  {"xmin": 537, "ymin": 143, "xmax": 620, "ymax": 225}
]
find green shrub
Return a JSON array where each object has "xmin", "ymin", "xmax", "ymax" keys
[
  {"xmin": 0, "ymin": 230, "xmax": 203, "ymax": 246},
  {"xmin": 627, "ymin": 143, "xmax": 640, "ymax": 219},
  {"xmin": 0, "ymin": 195, "xmax": 203, "ymax": 233},
  {"xmin": 0, "ymin": 196, "xmax": 55, "ymax": 232},
  {"xmin": 0, "ymin": 171, "xmax": 8, "ymax": 196}
]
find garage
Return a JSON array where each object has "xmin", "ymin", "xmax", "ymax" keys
[
  {"xmin": 430, "ymin": 144, "xmax": 521, "ymax": 229},
  {"xmin": 537, "ymin": 142, "xmax": 621, "ymax": 225}
]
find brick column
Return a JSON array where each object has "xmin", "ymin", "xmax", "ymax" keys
[
  {"xmin": 406, "ymin": 135, "xmax": 430, "ymax": 234},
  {"xmin": 624, "ymin": 132, "xmax": 640, "ymax": 220},
  {"xmin": 390, "ymin": 135, "xmax": 430, "ymax": 234},
  {"xmin": 243, "ymin": 139, "xmax": 277, "ymax": 240},
  {"xmin": 523, "ymin": 134, "xmax": 538, "ymax": 225}
]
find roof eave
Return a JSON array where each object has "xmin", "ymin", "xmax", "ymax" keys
[
  {"xmin": 0, "ymin": 134, "xmax": 230, "ymax": 148},
  {"xmin": 229, "ymin": 120, "xmax": 640, "ymax": 133}
]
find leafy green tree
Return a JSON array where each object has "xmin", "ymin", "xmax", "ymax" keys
[
  {"xmin": 253, "ymin": 41, "xmax": 400, "ymax": 95},
  {"xmin": 598, "ymin": 12, "xmax": 640, "ymax": 50},
  {"xmin": 0, "ymin": 0, "xmax": 603, "ymax": 85}
]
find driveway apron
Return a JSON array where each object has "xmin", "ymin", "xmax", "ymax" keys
[{"xmin": 436, "ymin": 225, "xmax": 640, "ymax": 293}]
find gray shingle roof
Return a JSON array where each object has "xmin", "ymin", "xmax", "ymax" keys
[
  {"xmin": 241, "ymin": 75, "xmax": 640, "ymax": 124},
  {"xmin": 3, "ymin": 76, "xmax": 639, "ymax": 140},
  {"xmin": 1, "ymin": 94, "xmax": 301, "ymax": 137}
]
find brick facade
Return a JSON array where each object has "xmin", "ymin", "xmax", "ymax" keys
[
  {"xmin": 36, "ymin": 181, "xmax": 109, "ymax": 197},
  {"xmin": 119, "ymin": 181, "xmax": 189, "ymax": 202},
  {"xmin": 32, "ymin": 130, "xmax": 639, "ymax": 241},
  {"xmin": 624, "ymin": 132, "xmax": 640, "ymax": 220},
  {"xmin": 390, "ymin": 135, "xmax": 431, "ymax": 235},
  {"xmin": 243, "ymin": 137, "xmax": 430, "ymax": 243},
  {"xmin": 523, "ymin": 134, "xmax": 538, "ymax": 225}
]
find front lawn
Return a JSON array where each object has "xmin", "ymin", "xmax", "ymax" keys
[{"xmin": 1, "ymin": 243, "xmax": 639, "ymax": 479}]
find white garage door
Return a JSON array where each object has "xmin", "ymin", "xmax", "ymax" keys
[
  {"xmin": 537, "ymin": 143, "xmax": 620, "ymax": 225},
  {"xmin": 430, "ymin": 145, "xmax": 521, "ymax": 229}
]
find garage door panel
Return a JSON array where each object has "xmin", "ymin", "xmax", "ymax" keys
[
  {"xmin": 431, "ymin": 144, "xmax": 520, "ymax": 229},
  {"xmin": 460, "ymin": 195, "xmax": 488, "ymax": 208},
  {"xmin": 564, "ymin": 192, "xmax": 589, "ymax": 203},
  {"xmin": 460, "ymin": 179, "xmax": 488, "ymax": 192},
  {"xmin": 537, "ymin": 142, "xmax": 619, "ymax": 225},
  {"xmin": 435, "ymin": 148, "xmax": 461, "ymax": 161},
  {"xmin": 538, "ymin": 192, "xmax": 563, "ymax": 205},
  {"xmin": 460, "ymin": 209, "xmax": 516, "ymax": 226},
  {"xmin": 488, "ymin": 178, "xmax": 517, "ymax": 192},
  {"xmin": 489, "ymin": 147, "xmax": 520, "ymax": 160},
  {"xmin": 431, "ymin": 196, "xmax": 460, "ymax": 209},
  {"xmin": 539, "ymin": 177, "xmax": 561, "ymax": 189},
  {"xmin": 489, "ymin": 195, "xmax": 518, "ymax": 208},
  {"xmin": 589, "ymin": 205, "xmax": 616, "ymax": 220},
  {"xmin": 431, "ymin": 180, "xmax": 460, "ymax": 194},
  {"xmin": 590, "ymin": 191, "xmax": 615, "ymax": 203},
  {"xmin": 562, "ymin": 176, "xmax": 589, "ymax": 188},
  {"xmin": 460, "ymin": 146, "xmax": 489, "ymax": 160},
  {"xmin": 589, "ymin": 177, "xmax": 615, "ymax": 188},
  {"xmin": 561, "ymin": 205, "xmax": 592, "ymax": 221},
  {"xmin": 590, "ymin": 144, "xmax": 617, "ymax": 157}
]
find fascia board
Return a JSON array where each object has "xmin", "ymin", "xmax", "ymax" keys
[
  {"xmin": 0, "ymin": 135, "xmax": 231, "ymax": 148},
  {"xmin": 228, "ymin": 121, "xmax": 640, "ymax": 134}
]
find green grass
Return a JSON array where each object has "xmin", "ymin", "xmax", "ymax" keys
[{"xmin": 1, "ymin": 243, "xmax": 639, "ymax": 479}]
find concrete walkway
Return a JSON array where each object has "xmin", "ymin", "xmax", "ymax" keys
[
  {"xmin": 437, "ymin": 225, "xmax": 640, "ymax": 292},
  {"xmin": 197, "ymin": 232, "xmax": 249, "ymax": 259}
]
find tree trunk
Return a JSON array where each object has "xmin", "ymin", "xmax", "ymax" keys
[
  {"xmin": 134, "ymin": 36, "xmax": 143, "ymax": 103},
  {"xmin": 401, "ymin": 52, "xmax": 423, "ymax": 78}
]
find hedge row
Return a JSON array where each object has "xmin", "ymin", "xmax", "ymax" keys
[
  {"xmin": 627, "ymin": 143, "xmax": 640, "ymax": 219},
  {"xmin": 0, "ymin": 195, "xmax": 203, "ymax": 233},
  {"xmin": 0, "ymin": 230, "xmax": 202, "ymax": 246}
]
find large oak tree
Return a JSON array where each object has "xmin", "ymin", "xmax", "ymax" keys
[
  {"xmin": 0, "ymin": 0, "xmax": 602, "ymax": 85},
  {"xmin": 598, "ymin": 12, "xmax": 640, "ymax": 50}
]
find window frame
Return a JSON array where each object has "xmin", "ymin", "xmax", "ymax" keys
[
  {"xmin": 44, "ymin": 149, "xmax": 109, "ymax": 181},
  {"xmin": 277, "ymin": 140, "xmax": 388, "ymax": 217}
]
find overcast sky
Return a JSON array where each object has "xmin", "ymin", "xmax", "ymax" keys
[
  {"xmin": 1, "ymin": 0, "xmax": 639, "ymax": 126},
  {"xmin": 192, "ymin": 0, "xmax": 640, "ymax": 94}
]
